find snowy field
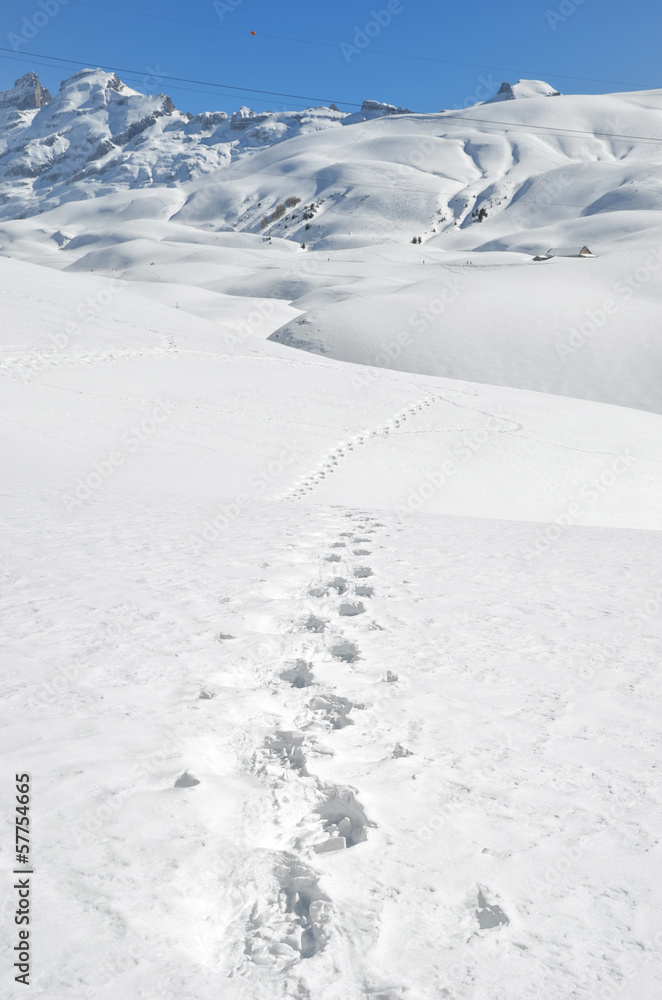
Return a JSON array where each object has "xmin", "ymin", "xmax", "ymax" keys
[{"xmin": 1, "ymin": 69, "xmax": 662, "ymax": 1000}]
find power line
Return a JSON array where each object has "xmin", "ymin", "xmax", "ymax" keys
[
  {"xmin": 2, "ymin": 48, "xmax": 662, "ymax": 150},
  {"xmin": 0, "ymin": 47, "xmax": 361, "ymax": 108},
  {"xmin": 0, "ymin": 51, "xmax": 316, "ymax": 111},
  {"xmin": 68, "ymin": 0, "xmax": 261, "ymax": 37},
  {"xmin": 440, "ymin": 111, "xmax": 662, "ymax": 144},
  {"xmin": 67, "ymin": 0, "xmax": 655, "ymax": 90}
]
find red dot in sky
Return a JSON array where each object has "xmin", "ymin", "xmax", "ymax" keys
[{"xmin": 251, "ymin": 31, "xmax": 256, "ymax": 36}]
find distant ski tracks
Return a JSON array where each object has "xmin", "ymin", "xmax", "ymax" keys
[
  {"xmin": 279, "ymin": 393, "xmax": 524, "ymax": 500},
  {"xmin": 1, "ymin": 349, "xmax": 628, "ymax": 465}
]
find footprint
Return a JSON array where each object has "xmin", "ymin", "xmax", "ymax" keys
[
  {"xmin": 353, "ymin": 566, "xmax": 373, "ymax": 579},
  {"xmin": 325, "ymin": 555, "xmax": 341, "ymax": 563},
  {"xmin": 198, "ymin": 687, "xmax": 216, "ymax": 700},
  {"xmin": 327, "ymin": 577, "xmax": 348, "ymax": 595},
  {"xmin": 354, "ymin": 586, "xmax": 374, "ymax": 598},
  {"xmin": 263, "ymin": 731, "xmax": 308, "ymax": 774},
  {"xmin": 280, "ymin": 660, "xmax": 315, "ymax": 688},
  {"xmin": 244, "ymin": 853, "xmax": 332, "ymax": 969},
  {"xmin": 476, "ymin": 890, "xmax": 509, "ymax": 930},
  {"xmin": 307, "ymin": 694, "xmax": 354, "ymax": 730},
  {"xmin": 330, "ymin": 542, "xmax": 346, "ymax": 548},
  {"xmin": 310, "ymin": 786, "xmax": 373, "ymax": 852},
  {"xmin": 300, "ymin": 615, "xmax": 327, "ymax": 633},
  {"xmin": 174, "ymin": 771, "xmax": 200, "ymax": 788},
  {"xmin": 330, "ymin": 640, "xmax": 359, "ymax": 663},
  {"xmin": 308, "ymin": 586, "xmax": 328, "ymax": 598},
  {"xmin": 352, "ymin": 549, "xmax": 371, "ymax": 556},
  {"xmin": 338, "ymin": 601, "xmax": 366, "ymax": 617}
]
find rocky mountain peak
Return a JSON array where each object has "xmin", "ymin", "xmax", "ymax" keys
[
  {"xmin": 484, "ymin": 80, "xmax": 561, "ymax": 103},
  {"xmin": 0, "ymin": 72, "xmax": 52, "ymax": 112}
]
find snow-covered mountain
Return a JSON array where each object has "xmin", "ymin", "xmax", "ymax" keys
[
  {"xmin": 172, "ymin": 84, "xmax": 662, "ymax": 254},
  {"xmin": 3, "ymin": 64, "xmax": 662, "ymax": 1000},
  {"xmin": 0, "ymin": 70, "xmax": 350, "ymax": 219},
  {"xmin": 483, "ymin": 78, "xmax": 561, "ymax": 102},
  {"xmin": 3, "ymin": 68, "xmax": 662, "ymax": 410},
  {"xmin": 4, "ymin": 66, "xmax": 662, "ymax": 260},
  {"xmin": 0, "ymin": 71, "xmax": 422, "ymax": 223}
]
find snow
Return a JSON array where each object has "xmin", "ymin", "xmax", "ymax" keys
[
  {"xmin": 269, "ymin": 250, "xmax": 662, "ymax": 414},
  {"xmin": 0, "ymin": 72, "xmax": 51, "ymax": 111},
  {"xmin": 0, "ymin": 70, "xmax": 347, "ymax": 222},
  {"xmin": 1, "ymin": 69, "xmax": 662, "ymax": 1000},
  {"xmin": 483, "ymin": 79, "xmax": 562, "ymax": 103}
]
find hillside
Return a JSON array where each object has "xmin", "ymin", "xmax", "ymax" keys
[{"xmin": 1, "ymin": 66, "xmax": 662, "ymax": 1000}]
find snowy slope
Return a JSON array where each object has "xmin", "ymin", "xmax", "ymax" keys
[
  {"xmin": 171, "ymin": 86, "xmax": 662, "ymax": 253},
  {"xmin": 4, "ymin": 68, "xmax": 662, "ymax": 258},
  {"xmin": 2, "ymin": 254, "xmax": 659, "ymax": 527},
  {"xmin": 483, "ymin": 79, "xmax": 561, "ymax": 102},
  {"xmin": 3, "ymin": 187, "xmax": 661, "ymax": 416},
  {"xmin": 2, "ymin": 253, "xmax": 662, "ymax": 1000},
  {"xmin": 0, "ymin": 70, "xmax": 347, "ymax": 221},
  {"xmin": 270, "ymin": 248, "xmax": 662, "ymax": 414},
  {"xmin": 2, "ymin": 68, "xmax": 662, "ymax": 1000}
]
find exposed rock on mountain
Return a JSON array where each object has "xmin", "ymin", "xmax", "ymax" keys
[
  {"xmin": 0, "ymin": 71, "xmax": 52, "ymax": 111},
  {"xmin": 484, "ymin": 79, "xmax": 561, "ymax": 102}
]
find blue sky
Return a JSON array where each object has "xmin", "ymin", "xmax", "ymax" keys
[{"xmin": 0, "ymin": 0, "xmax": 660, "ymax": 114}]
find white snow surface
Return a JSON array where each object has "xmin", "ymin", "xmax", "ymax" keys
[
  {"xmin": 1, "ymin": 70, "xmax": 662, "ymax": 1000},
  {"xmin": 483, "ymin": 79, "xmax": 561, "ymax": 103},
  {"xmin": 0, "ymin": 70, "xmax": 347, "ymax": 221}
]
